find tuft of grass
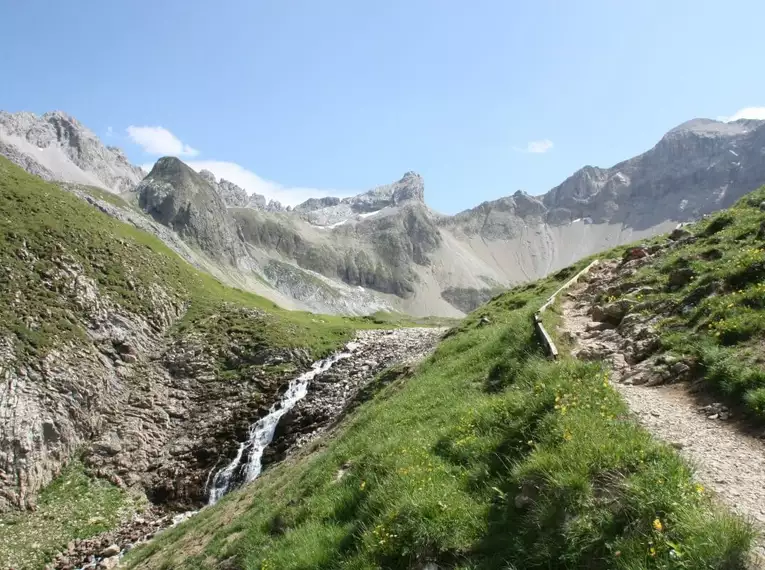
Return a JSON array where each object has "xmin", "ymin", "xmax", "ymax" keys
[
  {"xmin": 0, "ymin": 461, "xmax": 141, "ymax": 570},
  {"xmin": 123, "ymin": 270, "xmax": 752, "ymax": 570}
]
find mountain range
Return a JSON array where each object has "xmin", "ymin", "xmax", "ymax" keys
[{"xmin": 2, "ymin": 110, "xmax": 764, "ymax": 316}]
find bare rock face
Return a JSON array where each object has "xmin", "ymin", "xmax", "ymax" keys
[
  {"xmin": 198, "ymin": 169, "xmax": 269, "ymax": 210},
  {"xmin": 294, "ymin": 171, "xmax": 427, "ymax": 226},
  {"xmin": 542, "ymin": 118, "xmax": 765, "ymax": 228},
  {"xmin": 0, "ymin": 254, "xmax": 185, "ymax": 511},
  {"xmin": 136, "ymin": 158, "xmax": 245, "ymax": 264},
  {"xmin": 0, "ymin": 251, "xmax": 311, "ymax": 512},
  {"xmin": 0, "ymin": 111, "xmax": 145, "ymax": 193}
]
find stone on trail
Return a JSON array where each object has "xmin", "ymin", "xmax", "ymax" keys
[{"xmin": 99, "ymin": 545, "xmax": 120, "ymax": 558}]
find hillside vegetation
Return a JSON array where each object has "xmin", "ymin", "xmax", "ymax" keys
[
  {"xmin": 124, "ymin": 260, "xmax": 752, "ymax": 569},
  {"xmin": 596, "ymin": 186, "xmax": 765, "ymax": 421},
  {"xmin": 0, "ymin": 462, "xmax": 143, "ymax": 569}
]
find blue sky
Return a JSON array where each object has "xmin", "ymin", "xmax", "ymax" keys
[{"xmin": 1, "ymin": 0, "xmax": 764, "ymax": 212}]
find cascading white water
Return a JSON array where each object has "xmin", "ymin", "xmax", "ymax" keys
[{"xmin": 207, "ymin": 343, "xmax": 359, "ymax": 504}]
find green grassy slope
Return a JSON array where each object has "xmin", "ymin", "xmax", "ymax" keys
[
  {"xmin": 0, "ymin": 461, "xmax": 143, "ymax": 570},
  {"xmin": 597, "ymin": 186, "xmax": 765, "ymax": 421},
  {"xmin": 124, "ymin": 264, "xmax": 752, "ymax": 570}
]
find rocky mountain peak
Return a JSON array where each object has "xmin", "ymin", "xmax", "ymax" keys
[
  {"xmin": 294, "ymin": 171, "xmax": 426, "ymax": 222},
  {"xmin": 148, "ymin": 156, "xmax": 189, "ymax": 178},
  {"xmin": 218, "ymin": 179, "xmax": 250, "ymax": 208},
  {"xmin": 663, "ymin": 118, "xmax": 762, "ymax": 139},
  {"xmin": 137, "ymin": 157, "xmax": 244, "ymax": 262},
  {"xmin": 392, "ymin": 171, "xmax": 425, "ymax": 204},
  {"xmin": 198, "ymin": 169, "xmax": 217, "ymax": 186},
  {"xmin": 193, "ymin": 168, "xmax": 268, "ymax": 209},
  {"xmin": 542, "ymin": 165, "xmax": 609, "ymax": 211},
  {"xmin": 0, "ymin": 109, "xmax": 144, "ymax": 193},
  {"xmin": 294, "ymin": 196, "xmax": 341, "ymax": 213}
]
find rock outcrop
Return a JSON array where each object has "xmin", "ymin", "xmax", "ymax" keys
[
  {"xmin": 294, "ymin": 171, "xmax": 426, "ymax": 226},
  {"xmin": 263, "ymin": 328, "xmax": 444, "ymax": 467},
  {"xmin": 0, "ymin": 110, "xmax": 145, "ymax": 193},
  {"xmin": 197, "ymin": 168, "xmax": 281, "ymax": 211},
  {"xmin": 136, "ymin": 157, "xmax": 245, "ymax": 264},
  {"xmin": 0, "ymin": 159, "xmax": 313, "ymax": 514},
  {"xmin": 541, "ymin": 118, "xmax": 765, "ymax": 229}
]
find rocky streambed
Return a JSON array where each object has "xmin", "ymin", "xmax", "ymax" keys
[
  {"xmin": 48, "ymin": 327, "xmax": 445, "ymax": 570},
  {"xmin": 262, "ymin": 328, "xmax": 444, "ymax": 467}
]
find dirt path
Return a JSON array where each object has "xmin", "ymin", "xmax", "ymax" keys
[{"xmin": 560, "ymin": 262, "xmax": 765, "ymax": 563}]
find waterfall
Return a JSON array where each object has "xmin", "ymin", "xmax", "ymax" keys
[{"xmin": 207, "ymin": 343, "xmax": 359, "ymax": 504}]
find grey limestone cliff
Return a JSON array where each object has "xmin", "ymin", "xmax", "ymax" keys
[
  {"xmin": 136, "ymin": 157, "xmax": 245, "ymax": 264},
  {"xmin": 0, "ymin": 110, "xmax": 145, "ymax": 193}
]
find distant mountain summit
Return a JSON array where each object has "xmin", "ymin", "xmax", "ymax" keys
[
  {"xmin": 0, "ymin": 110, "xmax": 145, "ymax": 192},
  {"xmin": 2, "ymin": 110, "xmax": 765, "ymax": 316},
  {"xmin": 136, "ymin": 157, "xmax": 246, "ymax": 264},
  {"xmin": 198, "ymin": 168, "xmax": 286, "ymax": 212}
]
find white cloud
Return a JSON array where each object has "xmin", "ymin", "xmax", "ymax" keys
[
  {"xmin": 126, "ymin": 125, "xmax": 199, "ymax": 157},
  {"xmin": 184, "ymin": 160, "xmax": 351, "ymax": 207},
  {"xmin": 514, "ymin": 139, "xmax": 554, "ymax": 154},
  {"xmin": 105, "ymin": 126, "xmax": 113, "ymax": 137},
  {"xmin": 718, "ymin": 107, "xmax": 765, "ymax": 122}
]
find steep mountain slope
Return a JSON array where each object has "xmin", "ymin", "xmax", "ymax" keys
[
  {"xmin": 554, "ymin": 197, "xmax": 765, "ymax": 551},
  {"xmin": 220, "ymin": 117, "xmax": 765, "ymax": 316},
  {"xmin": 562, "ymin": 184, "xmax": 765, "ymax": 422},
  {"xmin": 0, "ymin": 111, "xmax": 145, "ymax": 192},
  {"xmin": 136, "ymin": 157, "xmax": 247, "ymax": 265},
  {"xmin": 2, "ymin": 110, "xmax": 765, "ymax": 318},
  {"xmin": 437, "ymin": 118, "xmax": 765, "ymax": 291}
]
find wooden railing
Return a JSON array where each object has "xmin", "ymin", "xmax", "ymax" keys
[{"xmin": 534, "ymin": 259, "xmax": 600, "ymax": 359}]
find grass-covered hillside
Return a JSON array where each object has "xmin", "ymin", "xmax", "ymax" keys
[
  {"xmin": 0, "ymin": 462, "xmax": 145, "ymax": 570},
  {"xmin": 597, "ymin": 186, "xmax": 765, "ymax": 422},
  {"xmin": 125, "ymin": 262, "xmax": 753, "ymax": 570}
]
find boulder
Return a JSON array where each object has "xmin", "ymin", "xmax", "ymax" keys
[
  {"xmin": 586, "ymin": 321, "xmax": 614, "ymax": 332},
  {"xmin": 100, "ymin": 544, "xmax": 120, "ymax": 557},
  {"xmin": 667, "ymin": 268, "xmax": 695, "ymax": 289},
  {"xmin": 630, "ymin": 336, "xmax": 660, "ymax": 363},
  {"xmin": 591, "ymin": 299, "xmax": 636, "ymax": 325},
  {"xmin": 622, "ymin": 247, "xmax": 649, "ymax": 263},
  {"xmin": 671, "ymin": 362, "xmax": 691, "ymax": 378},
  {"xmin": 97, "ymin": 555, "xmax": 119, "ymax": 569},
  {"xmin": 669, "ymin": 227, "xmax": 692, "ymax": 241}
]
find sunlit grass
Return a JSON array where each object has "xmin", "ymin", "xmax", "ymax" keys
[
  {"xmin": 0, "ymin": 461, "xmax": 141, "ymax": 570},
  {"xmin": 124, "ymin": 269, "xmax": 752, "ymax": 570}
]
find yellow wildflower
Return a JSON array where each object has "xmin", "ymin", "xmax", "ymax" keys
[{"xmin": 653, "ymin": 518, "xmax": 663, "ymax": 532}]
